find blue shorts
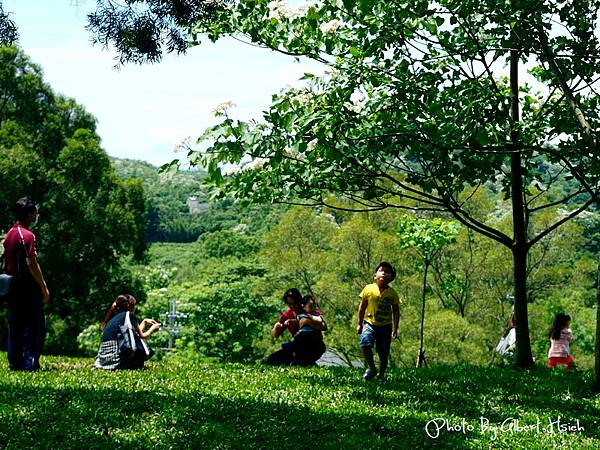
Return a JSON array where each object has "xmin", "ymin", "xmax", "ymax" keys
[{"xmin": 360, "ymin": 322, "xmax": 392, "ymax": 357}]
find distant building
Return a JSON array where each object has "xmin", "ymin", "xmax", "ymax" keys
[{"xmin": 186, "ymin": 196, "xmax": 208, "ymax": 215}]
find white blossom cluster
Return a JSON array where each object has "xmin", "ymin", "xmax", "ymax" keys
[
  {"xmin": 173, "ymin": 136, "xmax": 192, "ymax": 153},
  {"xmin": 212, "ymin": 101, "xmax": 236, "ymax": 117},
  {"xmin": 267, "ymin": 0, "xmax": 298, "ymax": 20},
  {"xmin": 320, "ymin": 19, "xmax": 341, "ymax": 34},
  {"xmin": 343, "ymin": 92, "xmax": 368, "ymax": 114},
  {"xmin": 267, "ymin": 0, "xmax": 322, "ymax": 21},
  {"xmin": 243, "ymin": 157, "xmax": 268, "ymax": 171},
  {"xmin": 307, "ymin": 138, "xmax": 318, "ymax": 151},
  {"xmin": 222, "ymin": 166, "xmax": 241, "ymax": 176},
  {"xmin": 290, "ymin": 90, "xmax": 312, "ymax": 106}
]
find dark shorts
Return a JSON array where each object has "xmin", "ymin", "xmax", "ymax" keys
[{"xmin": 360, "ymin": 322, "xmax": 392, "ymax": 357}]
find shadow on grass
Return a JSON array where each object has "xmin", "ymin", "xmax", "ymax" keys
[
  {"xmin": 0, "ymin": 381, "xmax": 464, "ymax": 449},
  {"xmin": 0, "ymin": 362, "xmax": 599, "ymax": 449},
  {"xmin": 289, "ymin": 365, "xmax": 600, "ymax": 436}
]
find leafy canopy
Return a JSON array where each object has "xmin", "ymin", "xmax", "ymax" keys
[{"xmin": 180, "ymin": 0, "xmax": 600, "ymax": 252}]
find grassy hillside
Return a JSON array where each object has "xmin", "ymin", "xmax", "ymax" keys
[{"xmin": 1, "ymin": 355, "xmax": 599, "ymax": 449}]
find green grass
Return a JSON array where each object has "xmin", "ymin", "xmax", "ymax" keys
[{"xmin": 1, "ymin": 354, "xmax": 599, "ymax": 449}]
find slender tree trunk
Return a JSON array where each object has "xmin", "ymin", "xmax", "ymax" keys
[
  {"xmin": 417, "ymin": 260, "xmax": 429, "ymax": 368},
  {"xmin": 594, "ymin": 258, "xmax": 600, "ymax": 389},
  {"xmin": 510, "ymin": 41, "xmax": 535, "ymax": 369}
]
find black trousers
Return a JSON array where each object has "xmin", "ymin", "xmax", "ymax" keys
[{"xmin": 7, "ymin": 281, "xmax": 45, "ymax": 371}]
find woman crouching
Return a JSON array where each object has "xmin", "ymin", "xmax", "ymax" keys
[{"xmin": 94, "ymin": 294, "xmax": 161, "ymax": 370}]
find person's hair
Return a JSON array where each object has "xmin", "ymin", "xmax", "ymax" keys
[
  {"xmin": 375, "ymin": 261, "xmax": 396, "ymax": 281},
  {"xmin": 549, "ymin": 312, "xmax": 571, "ymax": 340},
  {"xmin": 100, "ymin": 294, "xmax": 137, "ymax": 331},
  {"xmin": 507, "ymin": 312, "xmax": 516, "ymax": 330},
  {"xmin": 303, "ymin": 294, "xmax": 317, "ymax": 308},
  {"xmin": 282, "ymin": 288, "xmax": 303, "ymax": 307},
  {"xmin": 14, "ymin": 196, "xmax": 37, "ymax": 223}
]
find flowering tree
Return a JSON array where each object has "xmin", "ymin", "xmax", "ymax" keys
[{"xmin": 158, "ymin": 0, "xmax": 600, "ymax": 369}]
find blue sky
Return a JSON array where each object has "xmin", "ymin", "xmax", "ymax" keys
[{"xmin": 3, "ymin": 0, "xmax": 321, "ymax": 166}]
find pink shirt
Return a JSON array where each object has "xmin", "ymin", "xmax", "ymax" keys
[{"xmin": 548, "ymin": 328, "xmax": 573, "ymax": 358}]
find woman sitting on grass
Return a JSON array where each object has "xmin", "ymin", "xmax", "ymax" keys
[
  {"xmin": 266, "ymin": 288, "xmax": 303, "ymax": 365},
  {"xmin": 547, "ymin": 312, "xmax": 575, "ymax": 371},
  {"xmin": 94, "ymin": 294, "xmax": 161, "ymax": 370}
]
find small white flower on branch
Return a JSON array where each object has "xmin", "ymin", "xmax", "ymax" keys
[
  {"xmin": 291, "ymin": 92, "xmax": 312, "ymax": 106},
  {"xmin": 222, "ymin": 166, "xmax": 241, "ymax": 176},
  {"xmin": 307, "ymin": 138, "xmax": 318, "ymax": 151},
  {"xmin": 242, "ymin": 158, "xmax": 268, "ymax": 171},
  {"xmin": 320, "ymin": 19, "xmax": 341, "ymax": 34},
  {"xmin": 212, "ymin": 101, "xmax": 236, "ymax": 117},
  {"xmin": 173, "ymin": 136, "xmax": 192, "ymax": 153},
  {"xmin": 267, "ymin": 0, "xmax": 297, "ymax": 19},
  {"xmin": 344, "ymin": 91, "xmax": 367, "ymax": 114}
]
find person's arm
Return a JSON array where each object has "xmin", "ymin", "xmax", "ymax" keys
[
  {"xmin": 356, "ymin": 297, "xmax": 367, "ymax": 334},
  {"xmin": 271, "ymin": 320, "xmax": 284, "ymax": 337},
  {"xmin": 299, "ymin": 314, "xmax": 327, "ymax": 331},
  {"xmin": 26, "ymin": 256, "xmax": 49, "ymax": 304},
  {"xmin": 391, "ymin": 304, "xmax": 400, "ymax": 338},
  {"xmin": 137, "ymin": 318, "xmax": 161, "ymax": 339}
]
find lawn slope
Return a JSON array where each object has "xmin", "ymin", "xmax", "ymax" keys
[{"xmin": 0, "ymin": 355, "xmax": 599, "ymax": 449}]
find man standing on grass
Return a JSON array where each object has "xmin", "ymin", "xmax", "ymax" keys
[
  {"xmin": 356, "ymin": 262, "xmax": 400, "ymax": 381},
  {"xmin": 3, "ymin": 196, "xmax": 49, "ymax": 371}
]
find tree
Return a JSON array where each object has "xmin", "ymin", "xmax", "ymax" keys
[
  {"xmin": 0, "ymin": 3, "xmax": 18, "ymax": 45},
  {"xmin": 0, "ymin": 46, "xmax": 147, "ymax": 353},
  {"xmin": 397, "ymin": 215, "xmax": 459, "ymax": 367},
  {"xmin": 260, "ymin": 206, "xmax": 335, "ymax": 294},
  {"xmin": 173, "ymin": 0, "xmax": 600, "ymax": 369},
  {"xmin": 85, "ymin": 0, "xmax": 222, "ymax": 64}
]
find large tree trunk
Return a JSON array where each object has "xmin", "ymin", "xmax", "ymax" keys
[
  {"xmin": 510, "ymin": 40, "xmax": 535, "ymax": 369},
  {"xmin": 512, "ymin": 242, "xmax": 534, "ymax": 368}
]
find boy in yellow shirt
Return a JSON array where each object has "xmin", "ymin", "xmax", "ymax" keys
[{"xmin": 356, "ymin": 262, "xmax": 400, "ymax": 381}]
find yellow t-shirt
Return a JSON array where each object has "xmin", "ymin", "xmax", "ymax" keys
[{"xmin": 360, "ymin": 283, "xmax": 401, "ymax": 326}]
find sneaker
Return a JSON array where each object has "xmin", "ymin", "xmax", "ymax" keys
[{"xmin": 363, "ymin": 367, "xmax": 377, "ymax": 381}]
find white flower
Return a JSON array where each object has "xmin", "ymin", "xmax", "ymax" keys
[
  {"xmin": 212, "ymin": 101, "xmax": 236, "ymax": 117},
  {"xmin": 242, "ymin": 158, "xmax": 268, "ymax": 171},
  {"xmin": 320, "ymin": 19, "xmax": 341, "ymax": 34},
  {"xmin": 307, "ymin": 138, "xmax": 318, "ymax": 151},
  {"xmin": 344, "ymin": 92, "xmax": 367, "ymax": 114},
  {"xmin": 222, "ymin": 166, "xmax": 241, "ymax": 176},
  {"xmin": 267, "ymin": 0, "xmax": 297, "ymax": 20},
  {"xmin": 173, "ymin": 136, "xmax": 191, "ymax": 153},
  {"xmin": 291, "ymin": 92, "xmax": 311, "ymax": 106},
  {"xmin": 297, "ymin": 1, "xmax": 321, "ymax": 14}
]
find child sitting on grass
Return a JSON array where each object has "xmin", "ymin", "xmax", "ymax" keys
[
  {"xmin": 547, "ymin": 312, "xmax": 575, "ymax": 370},
  {"xmin": 291, "ymin": 295, "xmax": 327, "ymax": 366}
]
